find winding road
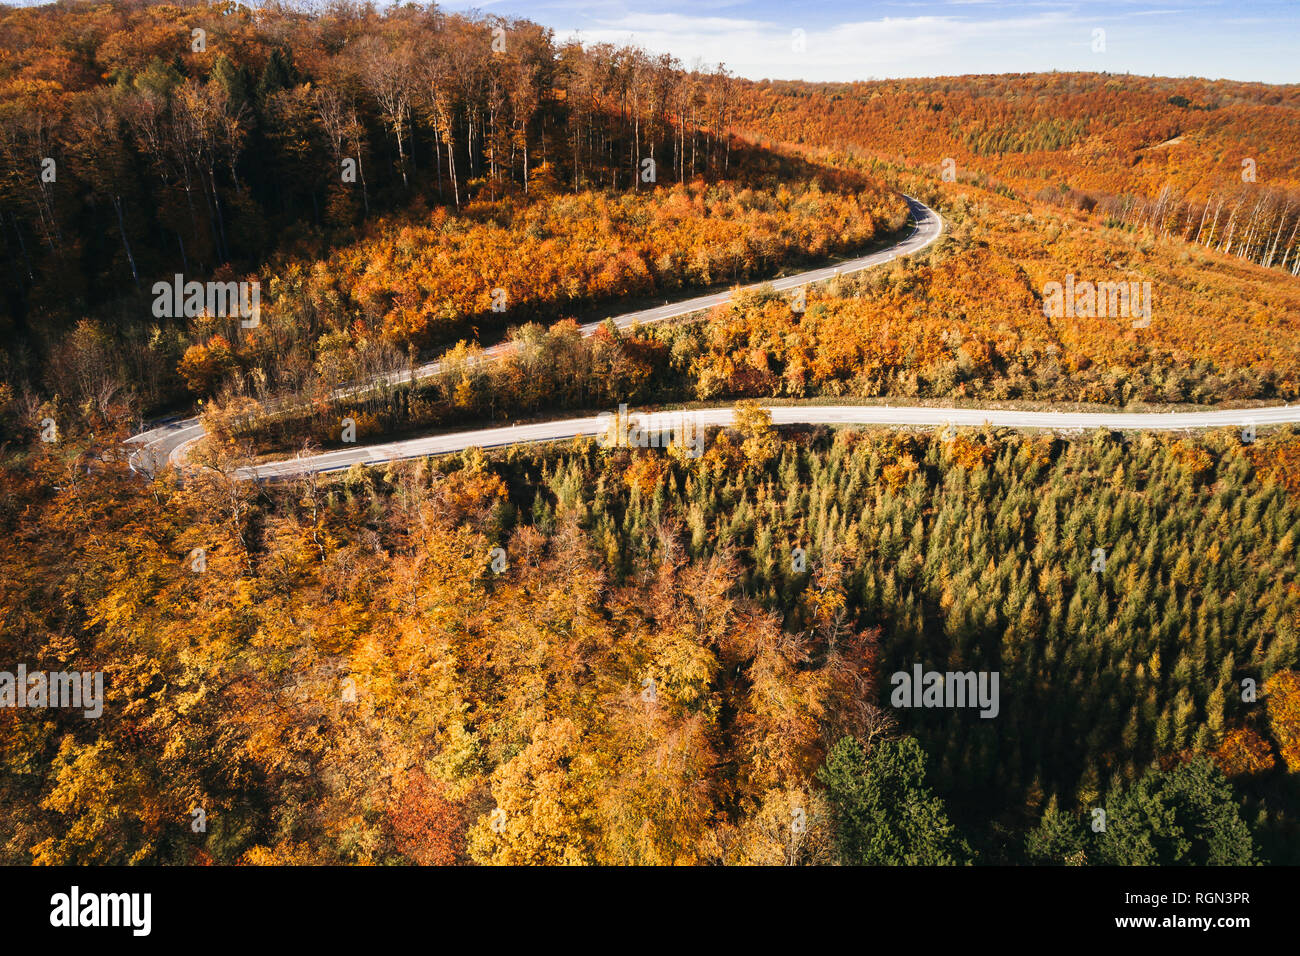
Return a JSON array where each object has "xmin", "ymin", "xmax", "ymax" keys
[{"xmin": 125, "ymin": 195, "xmax": 1296, "ymax": 480}]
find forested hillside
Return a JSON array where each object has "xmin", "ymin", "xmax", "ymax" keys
[
  {"xmin": 208, "ymin": 178, "xmax": 1300, "ymax": 457},
  {"xmin": 684, "ymin": 182, "xmax": 1300, "ymax": 405},
  {"xmin": 2, "ymin": 1, "xmax": 1298, "ymax": 871},
  {"xmin": 177, "ymin": 172, "xmax": 901, "ymax": 397},
  {"xmin": 0, "ymin": 0, "xmax": 905, "ymax": 441},
  {"xmin": 4, "ymin": 1, "xmax": 1299, "ymax": 444},
  {"xmin": 0, "ymin": 0, "xmax": 739, "ymax": 316},
  {"xmin": 2, "ymin": 417, "xmax": 1296, "ymax": 863},
  {"xmin": 732, "ymin": 72, "xmax": 1300, "ymax": 275}
]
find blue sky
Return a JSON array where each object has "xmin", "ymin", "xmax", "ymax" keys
[{"xmin": 440, "ymin": 0, "xmax": 1299, "ymax": 84}]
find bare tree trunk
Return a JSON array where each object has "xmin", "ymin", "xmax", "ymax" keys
[
  {"xmin": 434, "ymin": 124, "xmax": 443, "ymax": 196},
  {"xmin": 447, "ymin": 135, "xmax": 459, "ymax": 208},
  {"xmin": 112, "ymin": 195, "xmax": 139, "ymax": 287},
  {"xmin": 1264, "ymin": 203, "xmax": 1290, "ymax": 268},
  {"xmin": 1205, "ymin": 198, "xmax": 1224, "ymax": 247},
  {"xmin": 1278, "ymin": 214, "xmax": 1299, "ymax": 271},
  {"xmin": 1193, "ymin": 196, "xmax": 1211, "ymax": 244}
]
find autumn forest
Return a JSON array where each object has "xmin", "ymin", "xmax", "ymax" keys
[{"xmin": 0, "ymin": 0, "xmax": 1298, "ymax": 872}]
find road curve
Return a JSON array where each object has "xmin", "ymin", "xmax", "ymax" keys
[
  {"xmin": 240, "ymin": 402, "xmax": 1298, "ymax": 479},
  {"xmin": 126, "ymin": 194, "xmax": 944, "ymax": 474},
  {"xmin": 393, "ymin": 194, "xmax": 945, "ymax": 382},
  {"xmin": 118, "ymin": 190, "xmax": 1300, "ymax": 482}
]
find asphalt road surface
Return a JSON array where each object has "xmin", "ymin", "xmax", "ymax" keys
[{"xmin": 239, "ymin": 402, "xmax": 1298, "ymax": 479}]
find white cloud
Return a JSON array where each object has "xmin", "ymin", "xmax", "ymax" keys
[
  {"xmin": 440, "ymin": 0, "xmax": 1299, "ymax": 83},
  {"xmin": 561, "ymin": 10, "xmax": 1088, "ymax": 80}
]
